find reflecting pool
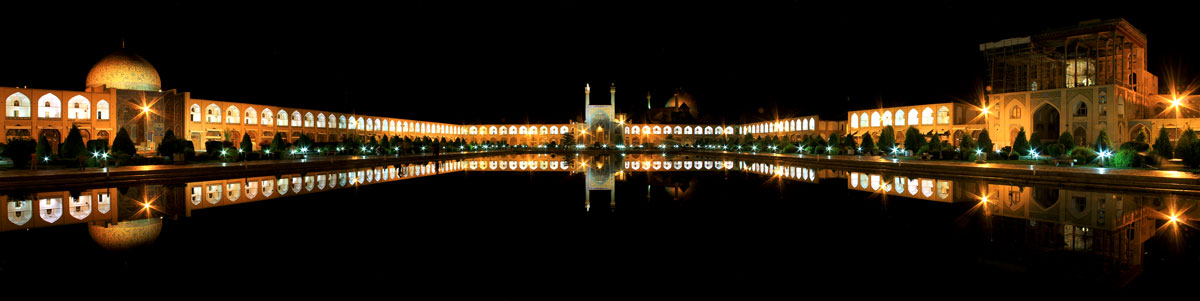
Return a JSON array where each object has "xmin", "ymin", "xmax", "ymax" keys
[{"xmin": 0, "ymin": 153, "xmax": 1196, "ymax": 295}]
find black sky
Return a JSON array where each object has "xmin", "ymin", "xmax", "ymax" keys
[{"xmin": 2, "ymin": 1, "xmax": 1199, "ymax": 125}]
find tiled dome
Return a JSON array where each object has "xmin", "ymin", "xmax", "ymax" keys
[
  {"xmin": 85, "ymin": 50, "xmax": 161, "ymax": 91},
  {"xmin": 88, "ymin": 218, "xmax": 162, "ymax": 251}
]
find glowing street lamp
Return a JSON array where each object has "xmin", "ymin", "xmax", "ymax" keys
[{"xmin": 1098, "ymin": 149, "xmax": 1112, "ymax": 167}]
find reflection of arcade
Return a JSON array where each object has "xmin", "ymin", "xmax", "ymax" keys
[
  {"xmin": 845, "ymin": 168, "xmax": 1194, "ymax": 286},
  {"xmin": 183, "ymin": 162, "xmax": 465, "ymax": 215},
  {"xmin": 848, "ymin": 172, "xmax": 958, "ymax": 203}
]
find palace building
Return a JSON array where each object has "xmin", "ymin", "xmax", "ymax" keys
[{"xmin": 846, "ymin": 19, "xmax": 1188, "ymax": 151}]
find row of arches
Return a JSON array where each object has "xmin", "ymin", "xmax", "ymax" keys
[
  {"xmin": 851, "ymin": 106, "xmax": 950, "ymax": 129},
  {"xmin": 190, "ymin": 163, "xmax": 463, "ymax": 206},
  {"xmin": 5, "ymin": 92, "xmax": 109, "ymax": 120},
  {"xmin": 744, "ymin": 118, "xmax": 819, "ymax": 135},
  {"xmin": 467, "ymin": 125, "xmax": 571, "ymax": 136},
  {"xmin": 625, "ymin": 125, "xmax": 733, "ymax": 136},
  {"xmin": 6, "ymin": 193, "xmax": 112, "ymax": 226},
  {"xmin": 188, "ymin": 104, "xmax": 466, "ymax": 135}
]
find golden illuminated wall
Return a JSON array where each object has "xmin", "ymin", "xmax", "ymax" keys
[
  {"xmin": 741, "ymin": 115, "xmax": 845, "ymax": 141},
  {"xmin": 0, "ymin": 87, "xmax": 120, "ymax": 151},
  {"xmin": 0, "ymin": 188, "xmax": 117, "ymax": 232},
  {"xmin": 848, "ymin": 102, "xmax": 985, "ymax": 149},
  {"xmin": 463, "ymin": 124, "xmax": 574, "ymax": 146},
  {"xmin": 621, "ymin": 124, "xmax": 739, "ymax": 146},
  {"xmin": 183, "ymin": 98, "xmax": 472, "ymax": 150}
]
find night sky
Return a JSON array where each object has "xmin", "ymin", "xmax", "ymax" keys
[{"xmin": 3, "ymin": 1, "xmax": 1199, "ymax": 125}]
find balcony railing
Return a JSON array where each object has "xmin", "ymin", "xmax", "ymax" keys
[
  {"xmin": 39, "ymin": 116, "xmax": 61, "ymax": 121},
  {"xmin": 5, "ymin": 116, "xmax": 30, "ymax": 120}
]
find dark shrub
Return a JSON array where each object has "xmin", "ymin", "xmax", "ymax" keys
[
  {"xmin": 1070, "ymin": 146, "xmax": 1099, "ymax": 165},
  {"xmin": 1111, "ymin": 149, "xmax": 1141, "ymax": 168},
  {"xmin": 2, "ymin": 139, "xmax": 36, "ymax": 168},
  {"xmin": 112, "ymin": 128, "xmax": 136, "ymax": 156},
  {"xmin": 1046, "ymin": 143, "xmax": 1065, "ymax": 157},
  {"xmin": 1154, "ymin": 126, "xmax": 1174, "ymax": 159},
  {"xmin": 1119, "ymin": 141, "xmax": 1150, "ymax": 152}
]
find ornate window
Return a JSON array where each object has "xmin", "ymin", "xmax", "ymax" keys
[
  {"xmin": 245, "ymin": 107, "xmax": 257, "ymax": 124},
  {"xmin": 226, "ymin": 106, "xmax": 240, "ymax": 124},
  {"xmin": 67, "ymin": 96, "xmax": 89, "ymax": 120},
  {"xmin": 190, "ymin": 104, "xmax": 202, "ymax": 122},
  {"xmin": 261, "ymin": 108, "xmax": 273, "ymax": 125},
  {"xmin": 38, "ymin": 94, "xmax": 61, "ymax": 118},
  {"xmin": 6, "ymin": 92, "xmax": 30, "ymax": 118},
  {"xmin": 96, "ymin": 100, "xmax": 109, "ymax": 120},
  {"xmin": 1010, "ymin": 106, "xmax": 1021, "ymax": 119},
  {"xmin": 1075, "ymin": 102, "xmax": 1088, "ymax": 116},
  {"xmin": 277, "ymin": 110, "xmax": 288, "ymax": 126},
  {"xmin": 206, "ymin": 104, "xmax": 220, "ymax": 122},
  {"xmin": 936, "ymin": 106, "xmax": 950, "ymax": 124}
]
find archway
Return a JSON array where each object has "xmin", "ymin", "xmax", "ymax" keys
[
  {"xmin": 1073, "ymin": 127, "xmax": 1087, "ymax": 147},
  {"xmin": 1033, "ymin": 104, "xmax": 1060, "ymax": 143},
  {"xmin": 1129, "ymin": 124, "xmax": 1151, "ymax": 143},
  {"xmin": 40, "ymin": 129, "xmax": 61, "ymax": 154}
]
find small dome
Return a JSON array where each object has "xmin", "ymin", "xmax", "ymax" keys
[{"xmin": 85, "ymin": 50, "xmax": 161, "ymax": 91}]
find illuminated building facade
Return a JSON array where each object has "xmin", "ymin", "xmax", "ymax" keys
[{"xmin": 2, "ymin": 18, "xmax": 1195, "ymax": 155}]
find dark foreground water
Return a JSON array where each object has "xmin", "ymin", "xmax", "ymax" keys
[{"xmin": 1, "ymin": 153, "xmax": 1196, "ymax": 297}]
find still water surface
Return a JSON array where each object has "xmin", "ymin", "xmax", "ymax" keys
[{"xmin": 0, "ymin": 153, "xmax": 1196, "ymax": 296}]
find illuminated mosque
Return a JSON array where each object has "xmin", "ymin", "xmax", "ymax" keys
[{"xmin": 1, "ymin": 18, "xmax": 1197, "ymax": 156}]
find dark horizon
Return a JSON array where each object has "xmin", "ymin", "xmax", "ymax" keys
[{"xmin": 2, "ymin": 2, "xmax": 1199, "ymax": 125}]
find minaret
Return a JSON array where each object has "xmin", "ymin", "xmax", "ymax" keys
[
  {"xmin": 646, "ymin": 91, "xmax": 651, "ymax": 109},
  {"xmin": 585, "ymin": 83, "xmax": 590, "ymax": 106},
  {"xmin": 610, "ymin": 83, "xmax": 616, "ymax": 107}
]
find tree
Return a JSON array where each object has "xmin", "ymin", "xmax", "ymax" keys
[
  {"xmin": 60, "ymin": 125, "xmax": 86, "ymax": 160},
  {"xmin": 239, "ymin": 133, "xmax": 253, "ymax": 154},
  {"xmin": 1029, "ymin": 132, "xmax": 1043, "ymax": 152},
  {"xmin": 1175, "ymin": 129, "xmax": 1199, "ymax": 167},
  {"xmin": 1095, "ymin": 129, "xmax": 1112, "ymax": 152},
  {"xmin": 1135, "ymin": 131, "xmax": 1148, "ymax": 143},
  {"xmin": 958, "ymin": 133, "xmax": 975, "ymax": 160},
  {"xmin": 3, "ymin": 139, "xmax": 36, "ymax": 168},
  {"xmin": 296, "ymin": 134, "xmax": 314, "ymax": 150},
  {"xmin": 976, "ymin": 129, "xmax": 994, "ymax": 153},
  {"xmin": 36, "ymin": 135, "xmax": 52, "ymax": 160},
  {"xmin": 827, "ymin": 133, "xmax": 841, "ymax": 154},
  {"xmin": 903, "ymin": 127, "xmax": 925, "ymax": 155},
  {"xmin": 112, "ymin": 128, "xmax": 136, "ymax": 156},
  {"xmin": 158, "ymin": 129, "xmax": 178, "ymax": 157},
  {"xmin": 380, "ymin": 135, "xmax": 393, "ymax": 153},
  {"xmin": 1058, "ymin": 131, "xmax": 1076, "ymax": 151},
  {"xmin": 268, "ymin": 132, "xmax": 286, "ymax": 157},
  {"xmin": 1012, "ymin": 128, "xmax": 1030, "ymax": 156},
  {"xmin": 876, "ymin": 125, "xmax": 896, "ymax": 154},
  {"xmin": 860, "ymin": 133, "xmax": 876, "ymax": 154},
  {"xmin": 1154, "ymin": 126, "xmax": 1174, "ymax": 159},
  {"xmin": 843, "ymin": 133, "xmax": 858, "ymax": 153}
]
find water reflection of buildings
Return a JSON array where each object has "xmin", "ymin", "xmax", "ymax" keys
[
  {"xmin": 1, "ymin": 154, "xmax": 1191, "ymax": 286},
  {"xmin": 844, "ymin": 169, "xmax": 1178, "ymax": 286}
]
